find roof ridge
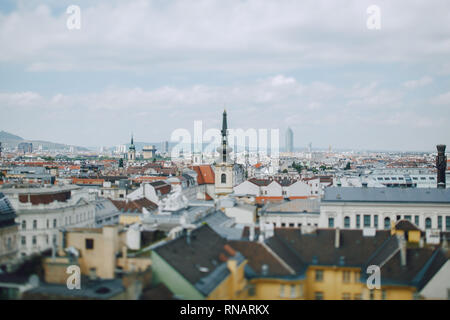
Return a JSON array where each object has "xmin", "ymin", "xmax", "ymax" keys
[
  {"xmin": 365, "ymin": 234, "xmax": 399, "ymax": 267},
  {"xmin": 411, "ymin": 248, "xmax": 443, "ymax": 289},
  {"xmin": 259, "ymin": 241, "xmax": 296, "ymax": 275},
  {"xmin": 271, "ymin": 233, "xmax": 306, "ymax": 270}
]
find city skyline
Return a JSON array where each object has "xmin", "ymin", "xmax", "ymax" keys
[{"xmin": 1, "ymin": 1, "xmax": 450, "ymax": 151}]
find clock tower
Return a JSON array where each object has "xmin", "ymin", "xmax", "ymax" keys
[{"xmin": 214, "ymin": 110, "xmax": 234, "ymax": 197}]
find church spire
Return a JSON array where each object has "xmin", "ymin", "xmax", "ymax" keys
[
  {"xmin": 221, "ymin": 109, "xmax": 228, "ymax": 138},
  {"xmin": 221, "ymin": 110, "xmax": 228, "ymax": 163}
]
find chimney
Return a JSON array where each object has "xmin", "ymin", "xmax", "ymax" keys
[
  {"xmin": 186, "ymin": 229, "xmax": 191, "ymax": 245},
  {"xmin": 399, "ymin": 235, "xmax": 407, "ymax": 267},
  {"xmin": 436, "ymin": 145, "xmax": 447, "ymax": 189},
  {"xmin": 335, "ymin": 228, "xmax": 340, "ymax": 248},
  {"xmin": 249, "ymin": 224, "xmax": 255, "ymax": 241},
  {"xmin": 261, "ymin": 264, "xmax": 269, "ymax": 276}
]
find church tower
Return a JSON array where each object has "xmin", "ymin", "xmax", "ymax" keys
[
  {"xmin": 128, "ymin": 134, "xmax": 136, "ymax": 162},
  {"xmin": 215, "ymin": 110, "xmax": 234, "ymax": 196}
]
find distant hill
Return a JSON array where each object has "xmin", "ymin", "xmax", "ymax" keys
[{"xmin": 0, "ymin": 130, "xmax": 89, "ymax": 152}]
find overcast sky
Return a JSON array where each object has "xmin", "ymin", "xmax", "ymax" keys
[{"xmin": 0, "ymin": 0, "xmax": 450, "ymax": 151}]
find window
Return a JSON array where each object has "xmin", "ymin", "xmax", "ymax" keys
[
  {"xmin": 221, "ymin": 174, "xmax": 226, "ymax": 184},
  {"xmin": 53, "ymin": 234, "xmax": 57, "ymax": 244},
  {"xmin": 45, "ymin": 234, "xmax": 49, "ymax": 244},
  {"xmin": 85, "ymin": 238, "xmax": 94, "ymax": 249},
  {"xmin": 290, "ymin": 285, "xmax": 297, "ymax": 298},
  {"xmin": 382, "ymin": 290, "xmax": 387, "ymax": 300},
  {"xmin": 46, "ymin": 219, "xmax": 49, "ymax": 228},
  {"xmin": 21, "ymin": 236, "xmax": 26, "ymax": 246},
  {"xmin": 396, "ymin": 215, "xmax": 401, "ymax": 221},
  {"xmin": 415, "ymin": 215, "xmax": 420, "ymax": 227},
  {"xmin": 328, "ymin": 217, "xmax": 334, "ymax": 228},
  {"xmin": 343, "ymin": 271, "xmax": 351, "ymax": 283},
  {"xmin": 374, "ymin": 215, "xmax": 378, "ymax": 228},
  {"xmin": 248, "ymin": 284, "xmax": 256, "ymax": 297},
  {"xmin": 354, "ymin": 294, "xmax": 362, "ymax": 300},
  {"xmin": 315, "ymin": 270, "xmax": 324, "ymax": 282},
  {"xmin": 21, "ymin": 220, "xmax": 26, "ymax": 230},
  {"xmin": 405, "ymin": 215, "xmax": 411, "ymax": 222},
  {"xmin": 314, "ymin": 292, "xmax": 323, "ymax": 300},
  {"xmin": 354, "ymin": 271, "xmax": 360, "ymax": 283},
  {"xmin": 53, "ymin": 219, "xmax": 57, "ymax": 228},
  {"xmin": 438, "ymin": 216, "xmax": 442, "ymax": 230},
  {"xmin": 298, "ymin": 284, "xmax": 303, "ymax": 298},
  {"xmin": 384, "ymin": 217, "xmax": 391, "ymax": 229},
  {"xmin": 289, "ymin": 223, "xmax": 295, "ymax": 227},
  {"xmin": 279, "ymin": 284, "xmax": 285, "ymax": 298},
  {"xmin": 425, "ymin": 217, "xmax": 432, "ymax": 229},
  {"xmin": 356, "ymin": 215, "xmax": 360, "ymax": 228},
  {"xmin": 344, "ymin": 216, "xmax": 350, "ymax": 228},
  {"xmin": 32, "ymin": 236, "xmax": 37, "ymax": 245},
  {"xmin": 364, "ymin": 215, "xmax": 370, "ymax": 227},
  {"xmin": 33, "ymin": 220, "xmax": 37, "ymax": 230},
  {"xmin": 446, "ymin": 216, "xmax": 450, "ymax": 230},
  {"xmin": 342, "ymin": 293, "xmax": 351, "ymax": 300}
]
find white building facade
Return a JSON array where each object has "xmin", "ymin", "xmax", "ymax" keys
[{"xmin": 320, "ymin": 187, "xmax": 450, "ymax": 232}]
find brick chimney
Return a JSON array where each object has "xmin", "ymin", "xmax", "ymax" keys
[{"xmin": 436, "ymin": 145, "xmax": 447, "ymax": 189}]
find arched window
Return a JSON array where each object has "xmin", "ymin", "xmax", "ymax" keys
[
  {"xmin": 344, "ymin": 216, "xmax": 350, "ymax": 228},
  {"xmin": 425, "ymin": 217, "xmax": 432, "ymax": 229},
  {"xmin": 221, "ymin": 173, "xmax": 226, "ymax": 184},
  {"xmin": 384, "ymin": 217, "xmax": 391, "ymax": 229}
]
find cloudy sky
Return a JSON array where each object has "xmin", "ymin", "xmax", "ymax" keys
[{"xmin": 0, "ymin": 0, "xmax": 449, "ymax": 151}]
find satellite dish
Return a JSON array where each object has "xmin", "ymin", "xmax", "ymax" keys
[{"xmin": 28, "ymin": 274, "xmax": 39, "ymax": 287}]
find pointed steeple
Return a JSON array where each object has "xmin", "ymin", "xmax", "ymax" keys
[
  {"xmin": 129, "ymin": 133, "xmax": 135, "ymax": 151},
  {"xmin": 221, "ymin": 109, "xmax": 228, "ymax": 138}
]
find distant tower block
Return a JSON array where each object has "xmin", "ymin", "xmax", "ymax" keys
[
  {"xmin": 143, "ymin": 145, "xmax": 157, "ymax": 160},
  {"xmin": 436, "ymin": 144, "xmax": 447, "ymax": 189},
  {"xmin": 285, "ymin": 127, "xmax": 294, "ymax": 153}
]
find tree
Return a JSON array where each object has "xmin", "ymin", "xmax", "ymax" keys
[{"xmin": 282, "ymin": 169, "xmax": 288, "ymax": 174}]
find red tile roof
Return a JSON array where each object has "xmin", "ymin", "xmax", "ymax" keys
[
  {"xmin": 192, "ymin": 165, "xmax": 215, "ymax": 185},
  {"xmin": 111, "ymin": 198, "xmax": 158, "ymax": 213}
]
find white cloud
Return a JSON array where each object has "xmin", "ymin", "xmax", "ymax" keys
[
  {"xmin": 403, "ymin": 76, "xmax": 433, "ymax": 88},
  {"xmin": 1, "ymin": 1, "xmax": 450, "ymax": 72},
  {"xmin": 431, "ymin": 91, "xmax": 450, "ymax": 105}
]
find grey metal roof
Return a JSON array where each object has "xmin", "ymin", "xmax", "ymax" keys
[
  {"xmin": 323, "ymin": 187, "xmax": 450, "ymax": 204},
  {"xmin": 0, "ymin": 192, "xmax": 17, "ymax": 224}
]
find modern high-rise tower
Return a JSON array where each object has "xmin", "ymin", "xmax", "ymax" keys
[{"xmin": 285, "ymin": 127, "xmax": 294, "ymax": 153}]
